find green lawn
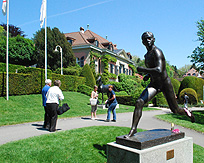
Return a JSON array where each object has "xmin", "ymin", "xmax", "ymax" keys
[
  {"xmin": 0, "ymin": 126, "xmax": 203, "ymax": 163},
  {"xmin": 0, "ymin": 92, "xmax": 158, "ymax": 126},
  {"xmin": 156, "ymin": 111, "xmax": 204, "ymax": 133}
]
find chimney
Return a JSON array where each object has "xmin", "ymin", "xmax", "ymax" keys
[
  {"xmin": 80, "ymin": 27, "xmax": 84, "ymax": 33},
  {"xmin": 87, "ymin": 24, "xmax": 89, "ymax": 30},
  {"xmin": 106, "ymin": 35, "xmax": 108, "ymax": 39}
]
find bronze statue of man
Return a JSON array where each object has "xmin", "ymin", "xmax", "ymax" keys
[{"xmin": 125, "ymin": 32, "xmax": 195, "ymax": 138}]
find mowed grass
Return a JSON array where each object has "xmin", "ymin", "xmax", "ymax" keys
[
  {"xmin": 0, "ymin": 92, "xmax": 158, "ymax": 126},
  {"xmin": 0, "ymin": 126, "xmax": 203, "ymax": 163},
  {"xmin": 156, "ymin": 111, "xmax": 204, "ymax": 133}
]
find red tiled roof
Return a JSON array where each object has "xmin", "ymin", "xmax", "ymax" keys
[{"xmin": 64, "ymin": 28, "xmax": 117, "ymax": 50}]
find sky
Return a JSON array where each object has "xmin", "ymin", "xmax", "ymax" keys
[{"xmin": 0, "ymin": 0, "xmax": 204, "ymax": 69}]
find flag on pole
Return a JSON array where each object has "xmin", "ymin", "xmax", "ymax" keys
[
  {"xmin": 40, "ymin": 0, "xmax": 46, "ymax": 28},
  {"xmin": 2, "ymin": 0, "xmax": 6, "ymax": 15}
]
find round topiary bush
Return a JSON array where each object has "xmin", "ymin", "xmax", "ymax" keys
[
  {"xmin": 80, "ymin": 64, "xmax": 96, "ymax": 88},
  {"xmin": 170, "ymin": 77, "xmax": 180, "ymax": 96},
  {"xmin": 179, "ymin": 76, "xmax": 204, "ymax": 101},
  {"xmin": 179, "ymin": 88, "xmax": 198, "ymax": 105}
]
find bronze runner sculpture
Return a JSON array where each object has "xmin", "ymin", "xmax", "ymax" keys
[{"xmin": 125, "ymin": 32, "xmax": 195, "ymax": 138}]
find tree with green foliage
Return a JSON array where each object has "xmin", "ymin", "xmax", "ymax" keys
[
  {"xmin": 33, "ymin": 27, "xmax": 75, "ymax": 71},
  {"xmin": 0, "ymin": 23, "xmax": 26, "ymax": 37},
  {"xmin": 80, "ymin": 64, "xmax": 96, "ymax": 88},
  {"xmin": 177, "ymin": 64, "xmax": 192, "ymax": 77},
  {"xmin": 0, "ymin": 26, "xmax": 6, "ymax": 37},
  {"xmin": 188, "ymin": 19, "xmax": 204, "ymax": 71},
  {"xmin": 0, "ymin": 35, "xmax": 36, "ymax": 66}
]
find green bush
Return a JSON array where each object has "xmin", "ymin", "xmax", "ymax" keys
[
  {"xmin": 152, "ymin": 92, "xmax": 168, "ymax": 107},
  {"xmin": 54, "ymin": 66, "xmax": 82, "ymax": 76},
  {"xmin": 116, "ymin": 95, "xmax": 136, "ymax": 106},
  {"xmin": 106, "ymin": 81, "xmax": 124, "ymax": 91},
  {"xmin": 115, "ymin": 91, "xmax": 128, "ymax": 95},
  {"xmin": 0, "ymin": 67, "xmax": 86, "ymax": 97},
  {"xmin": 80, "ymin": 64, "xmax": 96, "ymax": 88},
  {"xmin": 18, "ymin": 67, "xmax": 52, "ymax": 93},
  {"xmin": 77, "ymin": 84, "xmax": 92, "ymax": 97},
  {"xmin": 179, "ymin": 88, "xmax": 198, "ymax": 105},
  {"xmin": 0, "ymin": 62, "xmax": 25, "ymax": 73},
  {"xmin": 170, "ymin": 77, "xmax": 180, "ymax": 96},
  {"xmin": 0, "ymin": 73, "xmax": 36, "ymax": 96},
  {"xmin": 179, "ymin": 76, "xmax": 204, "ymax": 100},
  {"xmin": 98, "ymin": 93, "xmax": 108, "ymax": 101},
  {"xmin": 52, "ymin": 74, "xmax": 86, "ymax": 92}
]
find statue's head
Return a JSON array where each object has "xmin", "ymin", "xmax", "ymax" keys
[{"xmin": 141, "ymin": 31, "xmax": 155, "ymax": 48}]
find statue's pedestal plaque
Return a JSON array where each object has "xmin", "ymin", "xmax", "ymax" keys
[{"xmin": 107, "ymin": 129, "xmax": 193, "ymax": 163}]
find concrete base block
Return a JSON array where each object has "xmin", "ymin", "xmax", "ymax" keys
[{"xmin": 107, "ymin": 137, "xmax": 193, "ymax": 163}]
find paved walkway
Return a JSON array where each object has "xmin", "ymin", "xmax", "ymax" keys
[{"xmin": 0, "ymin": 107, "xmax": 203, "ymax": 147}]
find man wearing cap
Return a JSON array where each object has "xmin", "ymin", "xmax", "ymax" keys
[{"xmin": 42, "ymin": 79, "xmax": 52, "ymax": 129}]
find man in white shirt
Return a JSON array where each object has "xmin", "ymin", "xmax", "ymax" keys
[{"xmin": 46, "ymin": 80, "xmax": 64, "ymax": 132}]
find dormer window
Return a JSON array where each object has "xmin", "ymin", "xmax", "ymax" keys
[
  {"xmin": 95, "ymin": 40, "xmax": 99, "ymax": 47},
  {"xmin": 68, "ymin": 39, "xmax": 73, "ymax": 45}
]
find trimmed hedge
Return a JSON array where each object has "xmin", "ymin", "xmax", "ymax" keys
[
  {"xmin": 77, "ymin": 84, "xmax": 92, "ymax": 97},
  {"xmin": 179, "ymin": 76, "xmax": 204, "ymax": 100},
  {"xmin": 52, "ymin": 74, "xmax": 85, "ymax": 92},
  {"xmin": 18, "ymin": 67, "xmax": 52, "ymax": 94},
  {"xmin": 54, "ymin": 67, "xmax": 81, "ymax": 76},
  {"xmin": 80, "ymin": 64, "xmax": 96, "ymax": 88},
  {"xmin": 170, "ymin": 77, "xmax": 180, "ymax": 96},
  {"xmin": 0, "ymin": 72, "xmax": 34, "ymax": 96},
  {"xmin": 116, "ymin": 95, "xmax": 136, "ymax": 106},
  {"xmin": 0, "ymin": 67, "xmax": 86, "ymax": 97},
  {"xmin": 179, "ymin": 88, "xmax": 198, "ymax": 105},
  {"xmin": 0, "ymin": 62, "xmax": 25, "ymax": 73}
]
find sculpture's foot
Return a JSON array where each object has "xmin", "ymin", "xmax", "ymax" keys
[
  {"xmin": 124, "ymin": 129, "xmax": 137, "ymax": 138},
  {"xmin": 177, "ymin": 107, "xmax": 195, "ymax": 123},
  {"xmin": 183, "ymin": 107, "xmax": 195, "ymax": 123}
]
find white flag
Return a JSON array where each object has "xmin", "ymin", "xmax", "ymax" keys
[
  {"xmin": 2, "ymin": 0, "xmax": 6, "ymax": 16},
  {"xmin": 40, "ymin": 0, "xmax": 46, "ymax": 28}
]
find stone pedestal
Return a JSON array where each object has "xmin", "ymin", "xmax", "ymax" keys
[{"xmin": 107, "ymin": 132, "xmax": 193, "ymax": 163}]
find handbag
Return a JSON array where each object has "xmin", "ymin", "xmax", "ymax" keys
[
  {"xmin": 57, "ymin": 103, "xmax": 70, "ymax": 115},
  {"xmin": 90, "ymin": 98, "xmax": 97, "ymax": 106}
]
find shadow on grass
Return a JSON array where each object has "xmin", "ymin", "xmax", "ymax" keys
[
  {"xmin": 93, "ymin": 144, "xmax": 107, "ymax": 158},
  {"xmin": 171, "ymin": 111, "xmax": 204, "ymax": 125}
]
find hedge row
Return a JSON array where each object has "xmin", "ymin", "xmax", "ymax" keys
[
  {"xmin": 0, "ymin": 62, "xmax": 25, "ymax": 73},
  {"xmin": 0, "ymin": 68, "xmax": 86, "ymax": 96},
  {"xmin": 116, "ymin": 95, "xmax": 136, "ymax": 106}
]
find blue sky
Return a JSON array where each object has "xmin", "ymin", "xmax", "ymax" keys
[{"xmin": 1, "ymin": 0, "xmax": 204, "ymax": 69}]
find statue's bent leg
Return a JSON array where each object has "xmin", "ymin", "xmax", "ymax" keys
[{"xmin": 125, "ymin": 98, "xmax": 144, "ymax": 138}]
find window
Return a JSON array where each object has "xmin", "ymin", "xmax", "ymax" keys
[
  {"xmin": 68, "ymin": 39, "xmax": 73, "ymax": 45},
  {"xmin": 110, "ymin": 64, "xmax": 114, "ymax": 73},
  {"xmin": 129, "ymin": 69, "xmax": 132, "ymax": 76},
  {"xmin": 123, "ymin": 66, "xmax": 125, "ymax": 74},
  {"xmin": 119, "ymin": 65, "xmax": 122, "ymax": 74},
  {"xmin": 80, "ymin": 56, "xmax": 84, "ymax": 67},
  {"xmin": 95, "ymin": 40, "xmax": 99, "ymax": 47},
  {"xmin": 76, "ymin": 57, "xmax": 84, "ymax": 67},
  {"xmin": 76, "ymin": 58, "xmax": 80, "ymax": 65},
  {"xmin": 115, "ymin": 65, "xmax": 118, "ymax": 75}
]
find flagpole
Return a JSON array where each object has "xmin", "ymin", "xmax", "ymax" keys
[
  {"xmin": 6, "ymin": 0, "xmax": 9, "ymax": 100},
  {"xmin": 45, "ymin": 0, "xmax": 47, "ymax": 80}
]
